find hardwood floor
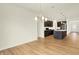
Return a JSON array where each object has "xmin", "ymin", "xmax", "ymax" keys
[{"xmin": 0, "ymin": 33, "xmax": 79, "ymax": 55}]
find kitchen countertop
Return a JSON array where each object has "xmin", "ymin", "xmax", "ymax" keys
[{"xmin": 54, "ymin": 30, "xmax": 67, "ymax": 31}]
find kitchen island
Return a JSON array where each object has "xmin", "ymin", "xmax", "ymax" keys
[{"xmin": 54, "ymin": 30, "xmax": 67, "ymax": 39}]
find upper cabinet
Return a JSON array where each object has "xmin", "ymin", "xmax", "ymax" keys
[
  {"xmin": 57, "ymin": 21, "xmax": 67, "ymax": 30},
  {"xmin": 44, "ymin": 21, "xmax": 53, "ymax": 27}
]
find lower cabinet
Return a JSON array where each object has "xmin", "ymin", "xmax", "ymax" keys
[
  {"xmin": 44, "ymin": 30, "xmax": 54, "ymax": 37},
  {"xmin": 54, "ymin": 30, "xmax": 67, "ymax": 39}
]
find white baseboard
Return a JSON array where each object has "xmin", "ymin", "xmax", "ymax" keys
[{"xmin": 0, "ymin": 38, "xmax": 37, "ymax": 51}]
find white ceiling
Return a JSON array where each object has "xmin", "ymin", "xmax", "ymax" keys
[{"xmin": 16, "ymin": 3, "xmax": 79, "ymax": 20}]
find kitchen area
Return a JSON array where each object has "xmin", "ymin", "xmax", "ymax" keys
[{"xmin": 44, "ymin": 20, "xmax": 67, "ymax": 39}]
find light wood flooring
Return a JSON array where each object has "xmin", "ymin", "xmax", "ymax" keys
[{"xmin": 0, "ymin": 33, "xmax": 79, "ymax": 55}]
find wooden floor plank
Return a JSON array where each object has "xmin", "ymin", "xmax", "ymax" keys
[{"xmin": 0, "ymin": 33, "xmax": 79, "ymax": 55}]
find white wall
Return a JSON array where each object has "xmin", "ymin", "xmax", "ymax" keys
[
  {"xmin": 37, "ymin": 18, "xmax": 44, "ymax": 38},
  {"xmin": 0, "ymin": 4, "xmax": 38, "ymax": 50},
  {"xmin": 67, "ymin": 19, "xmax": 79, "ymax": 34}
]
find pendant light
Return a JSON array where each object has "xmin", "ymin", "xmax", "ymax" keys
[
  {"xmin": 45, "ymin": 18, "xmax": 48, "ymax": 21},
  {"xmin": 35, "ymin": 16, "xmax": 38, "ymax": 21},
  {"xmin": 42, "ymin": 16, "xmax": 44, "ymax": 20}
]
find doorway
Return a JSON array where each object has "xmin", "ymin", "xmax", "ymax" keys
[{"xmin": 69, "ymin": 21, "xmax": 79, "ymax": 33}]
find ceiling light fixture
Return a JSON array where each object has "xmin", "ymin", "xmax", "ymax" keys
[
  {"xmin": 34, "ymin": 3, "xmax": 45, "ymax": 21},
  {"xmin": 45, "ymin": 18, "xmax": 48, "ymax": 21},
  {"xmin": 42, "ymin": 16, "xmax": 44, "ymax": 20},
  {"xmin": 35, "ymin": 16, "xmax": 38, "ymax": 21}
]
